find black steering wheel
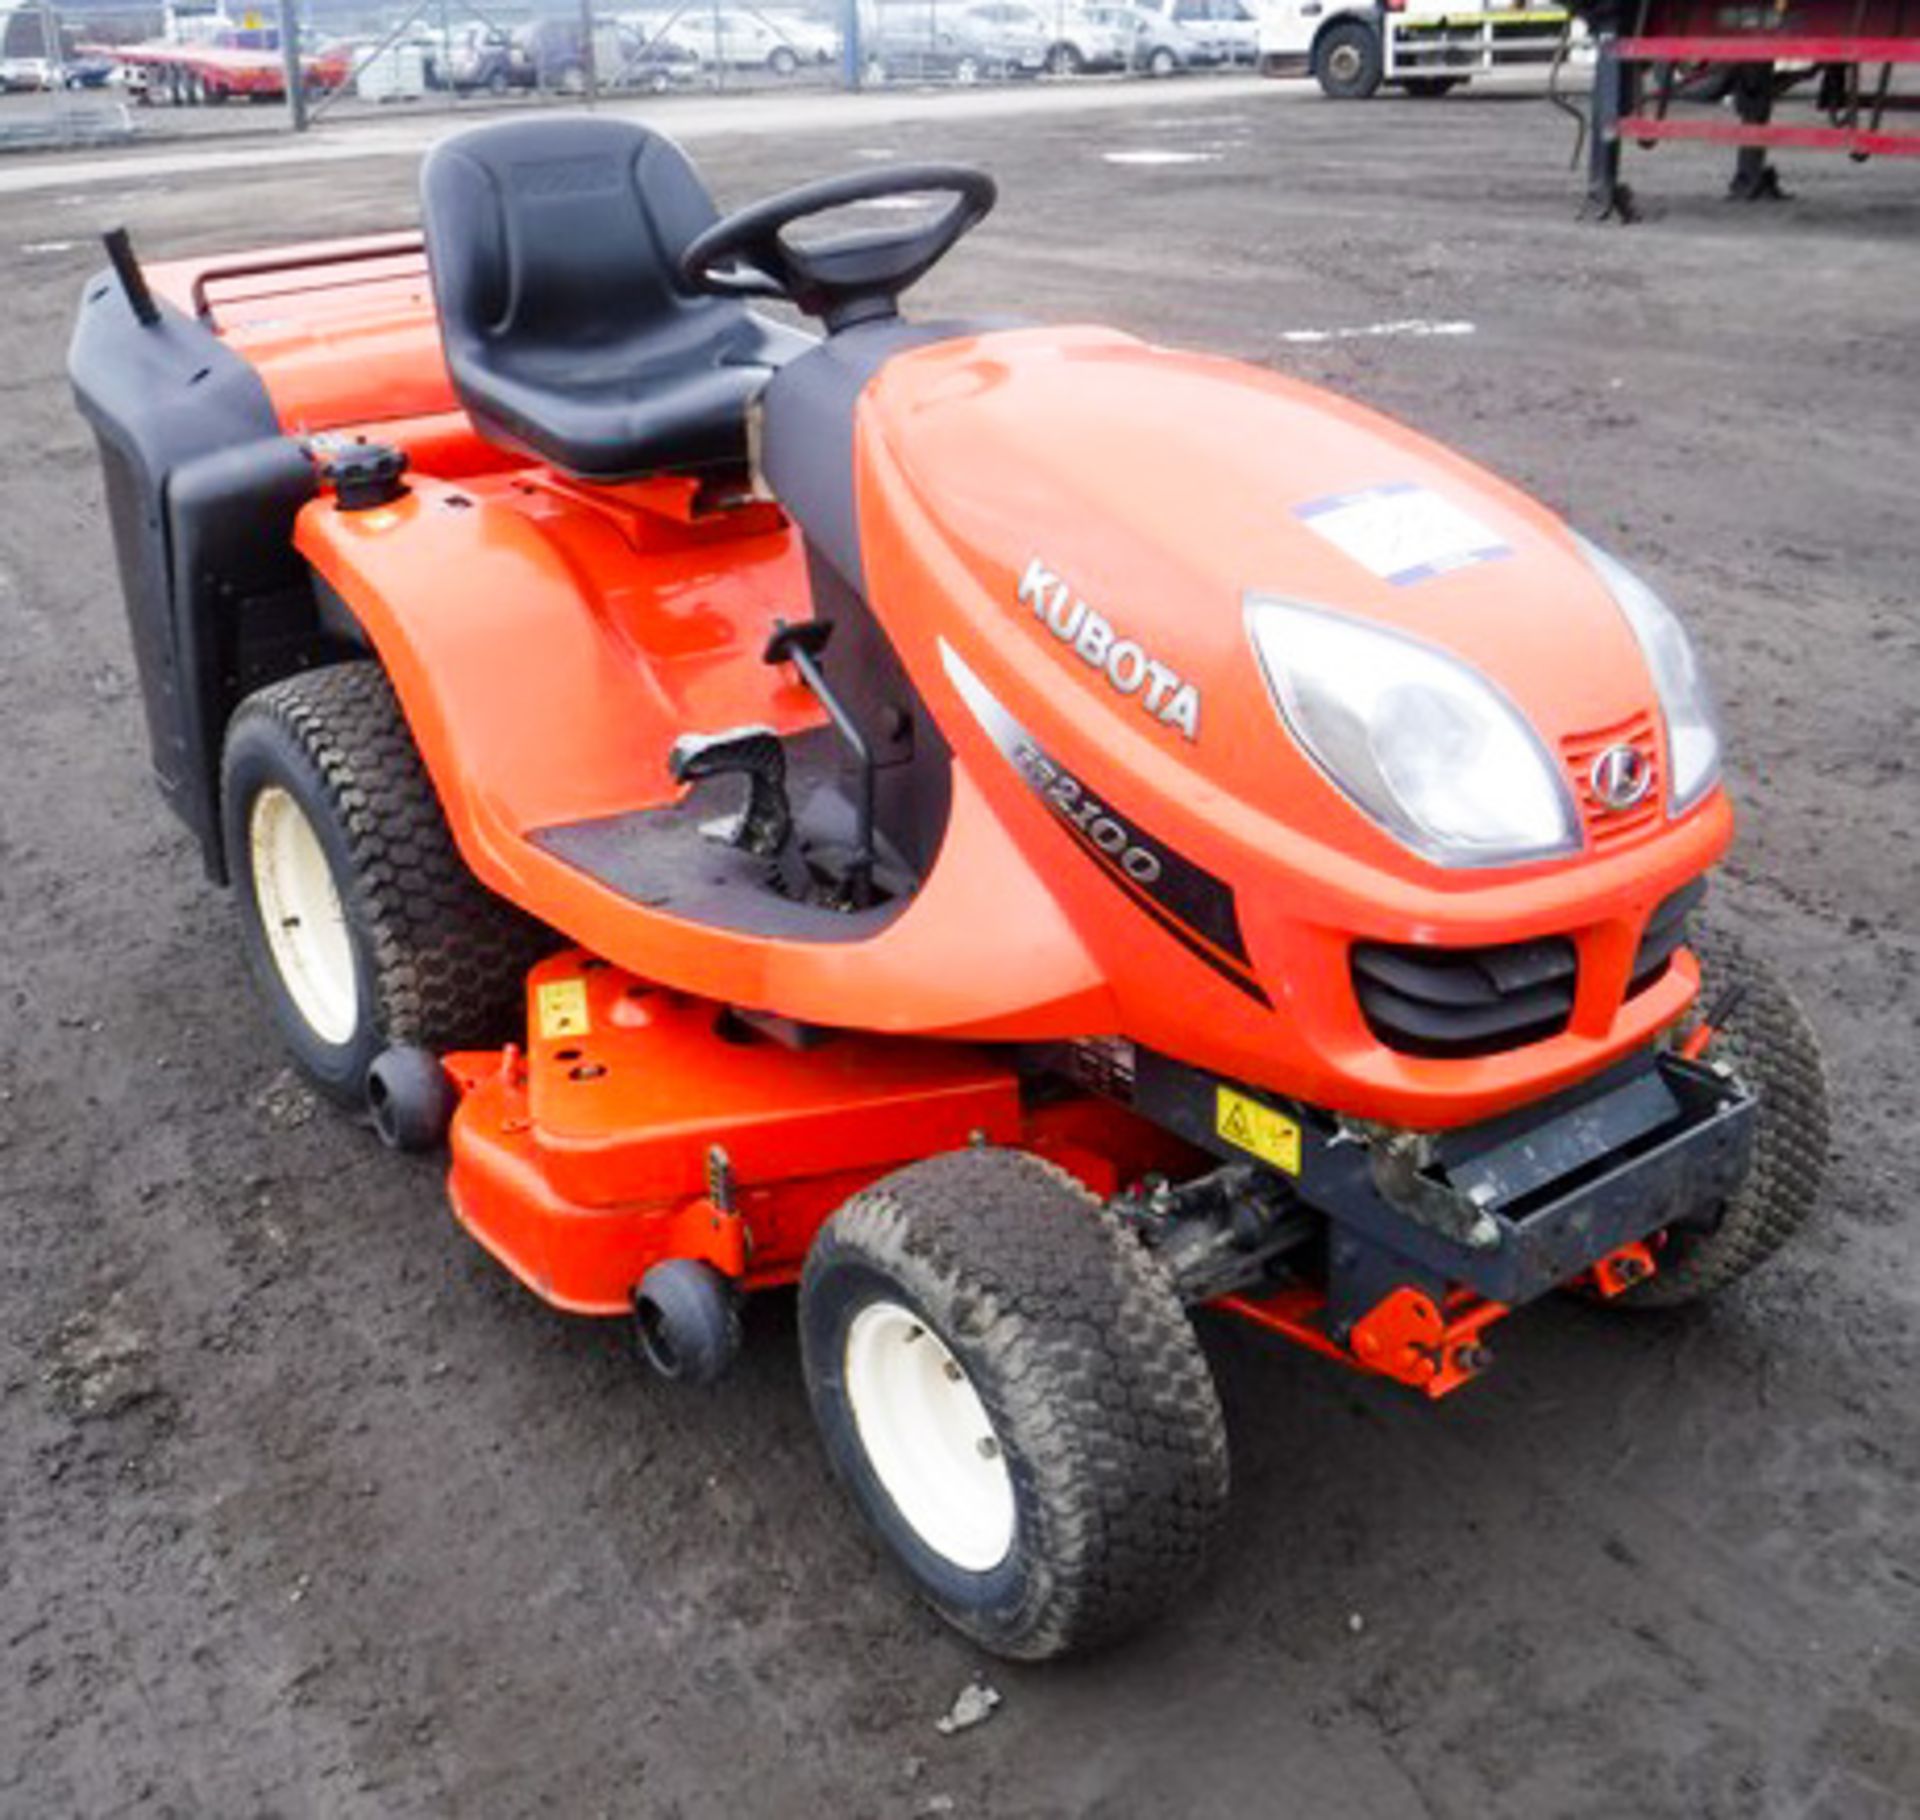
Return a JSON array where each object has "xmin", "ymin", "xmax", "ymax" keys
[{"xmin": 679, "ymin": 164, "xmax": 996, "ymax": 333}]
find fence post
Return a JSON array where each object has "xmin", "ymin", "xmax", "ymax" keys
[
  {"xmin": 279, "ymin": 0, "xmax": 308, "ymax": 130},
  {"xmin": 842, "ymin": 0, "xmax": 861, "ymax": 86},
  {"xmin": 36, "ymin": 0, "xmax": 65, "ymax": 89},
  {"xmin": 579, "ymin": 0, "xmax": 599, "ymax": 100}
]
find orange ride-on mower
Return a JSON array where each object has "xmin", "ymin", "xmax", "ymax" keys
[{"xmin": 71, "ymin": 118, "xmax": 1829, "ymax": 1658}]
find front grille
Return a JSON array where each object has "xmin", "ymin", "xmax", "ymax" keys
[
  {"xmin": 1629, "ymin": 877, "xmax": 1706, "ymax": 996},
  {"xmin": 1563, "ymin": 712, "xmax": 1663, "ymax": 851},
  {"xmin": 1352, "ymin": 935, "xmax": 1577, "ymax": 1059},
  {"xmin": 1353, "ymin": 877, "xmax": 1709, "ymax": 1060}
]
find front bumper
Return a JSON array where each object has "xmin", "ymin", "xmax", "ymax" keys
[{"xmin": 1129, "ymin": 1042, "xmax": 1755, "ymax": 1309}]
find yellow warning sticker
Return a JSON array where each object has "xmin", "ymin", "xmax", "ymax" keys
[
  {"xmin": 535, "ymin": 978, "xmax": 590, "ymax": 1041},
  {"xmin": 1214, "ymin": 1086, "xmax": 1302, "ymax": 1176}
]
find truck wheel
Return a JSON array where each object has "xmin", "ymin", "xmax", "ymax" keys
[
  {"xmin": 799, "ymin": 1149, "xmax": 1229, "ymax": 1659},
  {"xmin": 221, "ymin": 662, "xmax": 549, "ymax": 1106},
  {"xmin": 1613, "ymin": 925, "xmax": 1829, "ymax": 1308},
  {"xmin": 1315, "ymin": 20, "xmax": 1381, "ymax": 98}
]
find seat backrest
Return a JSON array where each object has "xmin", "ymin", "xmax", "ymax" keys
[{"xmin": 420, "ymin": 114, "xmax": 741, "ymax": 386}]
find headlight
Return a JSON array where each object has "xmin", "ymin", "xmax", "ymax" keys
[
  {"xmin": 1577, "ymin": 538, "xmax": 1721, "ymax": 814},
  {"xmin": 1247, "ymin": 597, "xmax": 1579, "ymax": 868}
]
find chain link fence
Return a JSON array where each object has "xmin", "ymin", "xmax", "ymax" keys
[{"xmin": 1, "ymin": 0, "xmax": 1264, "ymax": 148}]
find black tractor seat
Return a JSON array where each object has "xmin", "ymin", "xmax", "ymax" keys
[{"xmin": 420, "ymin": 117, "xmax": 811, "ymax": 481}]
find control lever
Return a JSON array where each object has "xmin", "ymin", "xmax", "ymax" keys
[
  {"xmin": 668, "ymin": 727, "xmax": 801, "ymax": 884},
  {"xmin": 764, "ymin": 617, "xmax": 876, "ymax": 909}
]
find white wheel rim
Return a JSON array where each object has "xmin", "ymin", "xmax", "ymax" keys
[
  {"xmin": 248, "ymin": 785, "xmax": 360, "ymax": 1047},
  {"xmin": 844, "ymin": 1301, "xmax": 1016, "ymax": 1573}
]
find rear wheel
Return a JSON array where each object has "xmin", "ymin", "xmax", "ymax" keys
[
  {"xmin": 768, "ymin": 45, "xmax": 798, "ymax": 75},
  {"xmin": 799, "ymin": 1149, "xmax": 1229, "ymax": 1659},
  {"xmin": 1613, "ymin": 924, "xmax": 1829, "ymax": 1307},
  {"xmin": 1315, "ymin": 19, "xmax": 1381, "ymax": 97},
  {"xmin": 1047, "ymin": 40, "xmax": 1083, "ymax": 74},
  {"xmin": 221, "ymin": 661, "xmax": 550, "ymax": 1105}
]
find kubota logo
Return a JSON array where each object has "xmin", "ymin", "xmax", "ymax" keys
[
  {"xmin": 1018, "ymin": 558, "xmax": 1201, "ymax": 741},
  {"xmin": 1589, "ymin": 743, "xmax": 1653, "ymax": 812}
]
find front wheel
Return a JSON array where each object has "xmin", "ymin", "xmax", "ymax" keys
[
  {"xmin": 1314, "ymin": 19, "xmax": 1381, "ymax": 97},
  {"xmin": 221, "ymin": 662, "xmax": 549, "ymax": 1104},
  {"xmin": 1147, "ymin": 43, "xmax": 1178, "ymax": 76},
  {"xmin": 768, "ymin": 45, "xmax": 798, "ymax": 75},
  {"xmin": 799, "ymin": 1149, "xmax": 1229, "ymax": 1659},
  {"xmin": 1047, "ymin": 41, "xmax": 1083, "ymax": 74},
  {"xmin": 1613, "ymin": 924, "xmax": 1829, "ymax": 1308}
]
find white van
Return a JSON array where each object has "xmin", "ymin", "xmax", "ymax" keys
[
  {"xmin": 1258, "ymin": 0, "xmax": 1576, "ymax": 98},
  {"xmin": 0, "ymin": 3, "xmax": 63, "ymax": 89}
]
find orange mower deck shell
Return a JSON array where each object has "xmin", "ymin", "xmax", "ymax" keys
[{"xmin": 444, "ymin": 953, "xmax": 1193, "ymax": 1314}]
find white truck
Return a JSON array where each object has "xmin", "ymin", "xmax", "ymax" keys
[{"xmin": 1257, "ymin": 0, "xmax": 1576, "ymax": 98}]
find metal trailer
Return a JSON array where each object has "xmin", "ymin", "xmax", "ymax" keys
[
  {"xmin": 93, "ymin": 37, "xmax": 348, "ymax": 104},
  {"xmin": 1581, "ymin": 0, "xmax": 1920, "ymax": 215}
]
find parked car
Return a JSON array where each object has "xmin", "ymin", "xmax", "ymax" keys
[
  {"xmin": 1125, "ymin": 0, "xmax": 1231, "ymax": 70},
  {"xmin": 1206, "ymin": 0, "xmax": 1259, "ymax": 64},
  {"xmin": 445, "ymin": 23, "xmax": 532, "ymax": 93},
  {"xmin": 1062, "ymin": 0, "xmax": 1197, "ymax": 73},
  {"xmin": 62, "ymin": 51, "xmax": 116, "ymax": 87},
  {"xmin": 605, "ymin": 24, "xmax": 702, "ymax": 88},
  {"xmin": 514, "ymin": 16, "xmax": 692, "ymax": 91},
  {"xmin": 1034, "ymin": 2, "xmax": 1136, "ymax": 71},
  {"xmin": 652, "ymin": 4, "xmax": 836, "ymax": 72},
  {"xmin": 760, "ymin": 8, "xmax": 839, "ymax": 60},
  {"xmin": 865, "ymin": 0, "xmax": 1047, "ymax": 81}
]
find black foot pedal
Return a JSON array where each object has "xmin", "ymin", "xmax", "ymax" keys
[{"xmin": 668, "ymin": 727, "xmax": 794, "ymax": 859}]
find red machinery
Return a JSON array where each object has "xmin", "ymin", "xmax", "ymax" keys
[
  {"xmin": 1583, "ymin": 0, "xmax": 1920, "ymax": 213},
  {"xmin": 70, "ymin": 121, "xmax": 1831, "ymax": 1658},
  {"xmin": 95, "ymin": 38, "xmax": 348, "ymax": 105}
]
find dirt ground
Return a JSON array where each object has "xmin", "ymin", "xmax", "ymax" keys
[{"xmin": 2, "ymin": 82, "xmax": 1918, "ymax": 1820}]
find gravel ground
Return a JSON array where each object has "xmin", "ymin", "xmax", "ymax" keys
[{"xmin": 2, "ymin": 82, "xmax": 1917, "ymax": 1820}]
